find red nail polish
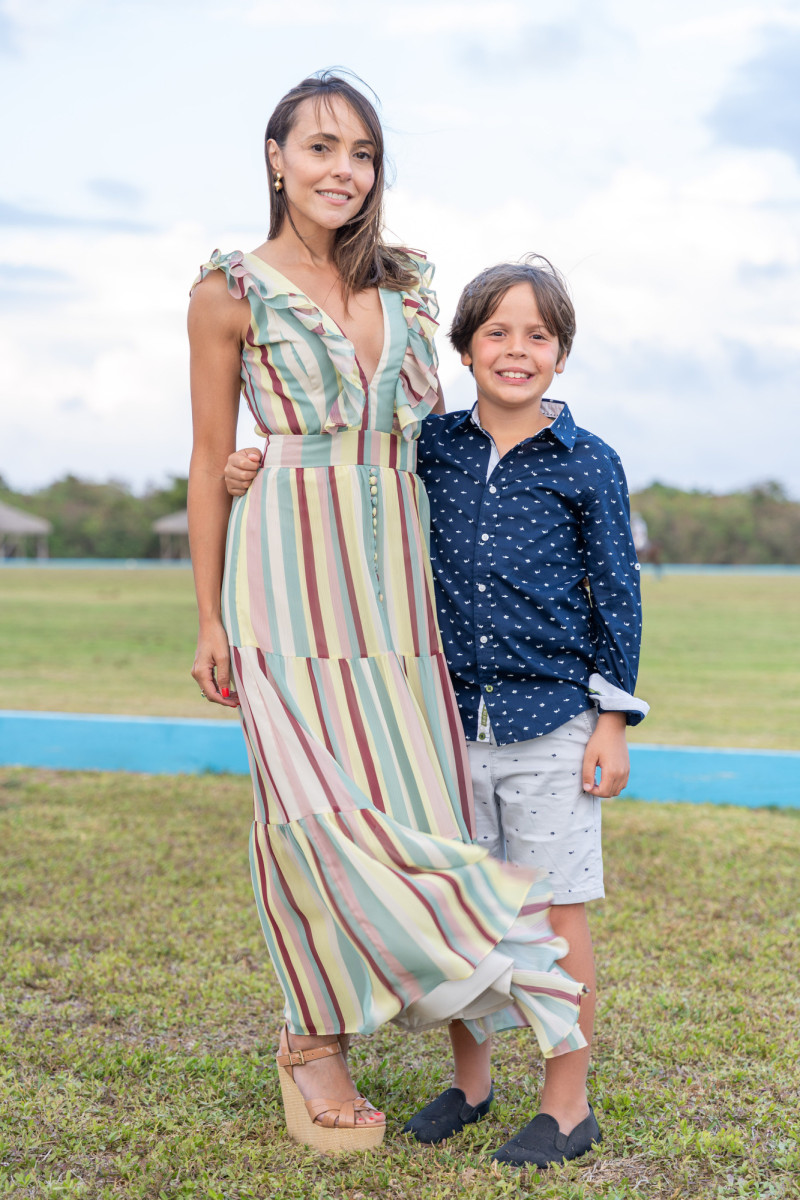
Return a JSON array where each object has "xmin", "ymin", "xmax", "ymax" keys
[{"xmin": 221, "ymin": 687, "xmax": 230, "ymax": 698}]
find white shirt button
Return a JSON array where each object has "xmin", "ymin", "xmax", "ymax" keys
[{"xmin": 481, "ymin": 533, "xmax": 489, "ymax": 542}]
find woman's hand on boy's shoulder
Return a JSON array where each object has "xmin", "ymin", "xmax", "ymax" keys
[
  {"xmin": 224, "ymin": 447, "xmax": 261, "ymax": 496},
  {"xmin": 582, "ymin": 711, "xmax": 629, "ymax": 798}
]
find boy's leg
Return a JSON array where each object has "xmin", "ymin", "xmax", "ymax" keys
[
  {"xmin": 540, "ymin": 902, "xmax": 595, "ymax": 1132},
  {"xmin": 403, "ymin": 737, "xmax": 501, "ymax": 1142},
  {"xmin": 447, "ymin": 730, "xmax": 503, "ymax": 1105},
  {"xmin": 450, "ymin": 1019, "xmax": 492, "ymax": 1106},
  {"xmin": 489, "ymin": 711, "xmax": 604, "ymax": 1165},
  {"xmin": 452, "ymin": 718, "xmax": 601, "ymax": 1123},
  {"xmin": 402, "ymin": 1022, "xmax": 493, "ymax": 1143},
  {"xmin": 407, "ymin": 714, "xmax": 602, "ymax": 1155}
]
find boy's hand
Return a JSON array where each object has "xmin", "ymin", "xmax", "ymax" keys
[
  {"xmin": 582, "ymin": 711, "xmax": 629, "ymax": 798},
  {"xmin": 224, "ymin": 447, "xmax": 261, "ymax": 496}
]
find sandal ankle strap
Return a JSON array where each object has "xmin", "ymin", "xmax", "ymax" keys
[{"xmin": 276, "ymin": 1041, "xmax": 342, "ymax": 1069}]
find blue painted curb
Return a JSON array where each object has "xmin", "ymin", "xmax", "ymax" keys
[
  {"xmin": 1, "ymin": 711, "xmax": 798, "ymax": 808},
  {"xmin": 0, "ymin": 711, "xmax": 248, "ymax": 775},
  {"xmin": 627, "ymin": 743, "xmax": 799, "ymax": 809}
]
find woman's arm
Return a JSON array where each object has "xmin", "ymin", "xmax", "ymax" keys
[{"xmin": 187, "ymin": 271, "xmax": 249, "ymax": 707}]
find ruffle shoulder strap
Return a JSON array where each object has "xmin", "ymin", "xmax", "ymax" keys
[
  {"xmin": 190, "ymin": 249, "xmax": 263, "ymax": 301},
  {"xmin": 394, "ymin": 251, "xmax": 441, "ymax": 441}
]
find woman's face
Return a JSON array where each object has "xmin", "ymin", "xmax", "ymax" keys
[{"xmin": 268, "ymin": 95, "xmax": 377, "ymax": 235}]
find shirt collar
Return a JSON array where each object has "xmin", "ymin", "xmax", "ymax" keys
[{"xmin": 458, "ymin": 399, "xmax": 577, "ymax": 450}]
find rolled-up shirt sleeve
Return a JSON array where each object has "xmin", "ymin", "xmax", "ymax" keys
[{"xmin": 580, "ymin": 451, "xmax": 649, "ymax": 725}]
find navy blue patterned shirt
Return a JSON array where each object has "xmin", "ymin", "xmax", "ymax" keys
[{"xmin": 416, "ymin": 401, "xmax": 645, "ymax": 745}]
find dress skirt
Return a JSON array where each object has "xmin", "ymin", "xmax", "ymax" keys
[{"xmin": 223, "ymin": 430, "xmax": 585, "ymax": 1056}]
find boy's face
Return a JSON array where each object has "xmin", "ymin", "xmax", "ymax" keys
[{"xmin": 461, "ymin": 283, "xmax": 566, "ymax": 417}]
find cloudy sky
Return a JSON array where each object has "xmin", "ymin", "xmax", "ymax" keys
[{"xmin": 1, "ymin": 0, "xmax": 799, "ymax": 496}]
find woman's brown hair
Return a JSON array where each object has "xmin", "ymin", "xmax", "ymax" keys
[{"xmin": 265, "ymin": 70, "xmax": 417, "ymax": 302}]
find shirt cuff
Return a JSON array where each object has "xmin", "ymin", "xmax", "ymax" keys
[{"xmin": 588, "ymin": 673, "xmax": 650, "ymax": 723}]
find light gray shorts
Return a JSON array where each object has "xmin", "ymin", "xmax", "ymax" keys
[{"xmin": 467, "ymin": 709, "xmax": 604, "ymax": 905}]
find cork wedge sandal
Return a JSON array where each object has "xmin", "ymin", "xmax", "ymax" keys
[{"xmin": 276, "ymin": 1028, "xmax": 386, "ymax": 1156}]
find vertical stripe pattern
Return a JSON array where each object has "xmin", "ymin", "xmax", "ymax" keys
[{"xmin": 191, "ymin": 250, "xmax": 585, "ymax": 1055}]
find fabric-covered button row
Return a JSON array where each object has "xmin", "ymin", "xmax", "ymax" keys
[{"xmin": 369, "ymin": 470, "xmax": 382, "ymax": 597}]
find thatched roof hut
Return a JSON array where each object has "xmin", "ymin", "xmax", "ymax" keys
[
  {"xmin": 0, "ymin": 501, "xmax": 52, "ymax": 558},
  {"xmin": 153, "ymin": 509, "xmax": 189, "ymax": 560}
]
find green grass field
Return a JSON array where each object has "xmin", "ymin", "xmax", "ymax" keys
[
  {"xmin": 1, "ymin": 571, "xmax": 799, "ymax": 1197},
  {"xmin": 1, "ymin": 567, "xmax": 798, "ymax": 747},
  {"xmin": 1, "ymin": 768, "xmax": 798, "ymax": 1199},
  {"xmin": 0, "ymin": 568, "xmax": 233, "ymax": 721},
  {"xmin": 631, "ymin": 572, "xmax": 799, "ymax": 750}
]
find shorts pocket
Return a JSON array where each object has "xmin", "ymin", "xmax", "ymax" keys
[{"xmin": 576, "ymin": 708, "xmax": 598, "ymax": 738}]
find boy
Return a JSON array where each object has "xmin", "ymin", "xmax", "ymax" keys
[
  {"xmin": 222, "ymin": 255, "xmax": 647, "ymax": 1168},
  {"xmin": 404, "ymin": 256, "xmax": 647, "ymax": 1168}
]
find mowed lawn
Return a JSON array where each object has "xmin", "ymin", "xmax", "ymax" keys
[
  {"xmin": 1, "ymin": 768, "xmax": 798, "ymax": 1200},
  {"xmin": 630, "ymin": 571, "xmax": 799, "ymax": 750},
  {"xmin": 1, "ymin": 567, "xmax": 799, "ymax": 748},
  {"xmin": 0, "ymin": 568, "xmax": 229, "ymax": 721}
]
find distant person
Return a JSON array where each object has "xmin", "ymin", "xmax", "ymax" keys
[
  {"xmin": 631, "ymin": 509, "xmax": 662, "ymax": 573},
  {"xmin": 187, "ymin": 70, "xmax": 584, "ymax": 1159},
  {"xmin": 224, "ymin": 255, "xmax": 649, "ymax": 1167},
  {"xmin": 630, "ymin": 511, "xmax": 649, "ymax": 554}
]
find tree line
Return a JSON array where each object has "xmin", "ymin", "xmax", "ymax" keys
[
  {"xmin": 632, "ymin": 480, "xmax": 800, "ymax": 564},
  {"xmin": 0, "ymin": 475, "xmax": 188, "ymax": 560},
  {"xmin": 2, "ymin": 474, "xmax": 799, "ymax": 563}
]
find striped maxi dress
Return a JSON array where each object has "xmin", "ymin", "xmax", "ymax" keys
[{"xmin": 191, "ymin": 249, "xmax": 586, "ymax": 1057}]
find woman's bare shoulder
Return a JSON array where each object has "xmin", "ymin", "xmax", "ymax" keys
[{"xmin": 189, "ymin": 270, "xmax": 249, "ymax": 337}]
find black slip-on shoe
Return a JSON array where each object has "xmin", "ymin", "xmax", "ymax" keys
[
  {"xmin": 491, "ymin": 1105, "xmax": 601, "ymax": 1168},
  {"xmin": 403, "ymin": 1086, "xmax": 494, "ymax": 1144}
]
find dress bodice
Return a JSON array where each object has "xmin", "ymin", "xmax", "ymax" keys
[{"xmin": 192, "ymin": 249, "xmax": 440, "ymax": 440}]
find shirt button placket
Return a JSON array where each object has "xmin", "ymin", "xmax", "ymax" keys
[{"xmin": 476, "ymin": 479, "xmax": 496, "ymax": 711}]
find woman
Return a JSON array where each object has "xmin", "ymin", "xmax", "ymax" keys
[{"xmin": 187, "ymin": 71, "xmax": 585, "ymax": 1156}]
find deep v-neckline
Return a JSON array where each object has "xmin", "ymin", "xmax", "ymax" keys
[{"xmin": 244, "ymin": 252, "xmax": 388, "ymax": 390}]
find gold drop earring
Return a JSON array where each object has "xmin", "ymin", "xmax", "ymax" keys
[{"xmin": 274, "ymin": 171, "xmax": 284, "ymax": 193}]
